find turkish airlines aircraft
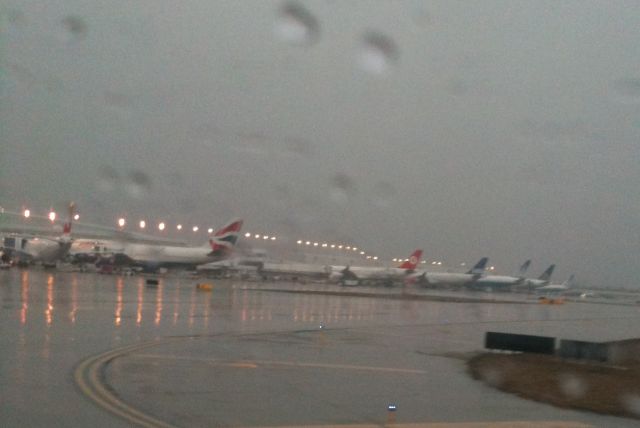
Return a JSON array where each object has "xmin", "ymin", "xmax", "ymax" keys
[{"xmin": 329, "ymin": 249, "xmax": 423, "ymax": 286}]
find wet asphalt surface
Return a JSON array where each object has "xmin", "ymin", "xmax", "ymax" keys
[{"xmin": 1, "ymin": 268, "xmax": 640, "ymax": 427}]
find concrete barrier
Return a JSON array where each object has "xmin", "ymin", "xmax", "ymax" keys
[
  {"xmin": 485, "ymin": 332, "xmax": 555, "ymax": 355},
  {"xmin": 606, "ymin": 339, "xmax": 640, "ymax": 365},
  {"xmin": 558, "ymin": 339, "xmax": 608, "ymax": 362}
]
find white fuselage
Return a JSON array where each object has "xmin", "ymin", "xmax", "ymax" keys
[
  {"xmin": 524, "ymin": 278, "xmax": 550, "ymax": 287},
  {"xmin": 424, "ymin": 272, "xmax": 478, "ymax": 286},
  {"xmin": 330, "ymin": 266, "xmax": 410, "ymax": 281},
  {"xmin": 476, "ymin": 275, "xmax": 521, "ymax": 284},
  {"xmin": 71, "ymin": 239, "xmax": 217, "ymax": 267},
  {"xmin": 262, "ymin": 262, "xmax": 331, "ymax": 276}
]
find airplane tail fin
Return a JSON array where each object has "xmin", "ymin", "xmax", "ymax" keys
[
  {"xmin": 517, "ymin": 259, "xmax": 531, "ymax": 277},
  {"xmin": 208, "ymin": 218, "xmax": 243, "ymax": 257},
  {"xmin": 467, "ymin": 257, "xmax": 488, "ymax": 275},
  {"xmin": 397, "ymin": 249, "xmax": 422, "ymax": 270},
  {"xmin": 60, "ymin": 202, "xmax": 76, "ymax": 243},
  {"xmin": 538, "ymin": 264, "xmax": 556, "ymax": 281},
  {"xmin": 563, "ymin": 274, "xmax": 575, "ymax": 288}
]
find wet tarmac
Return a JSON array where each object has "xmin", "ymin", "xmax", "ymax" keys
[{"xmin": 1, "ymin": 268, "xmax": 640, "ymax": 427}]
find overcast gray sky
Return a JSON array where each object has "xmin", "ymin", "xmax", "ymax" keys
[{"xmin": 2, "ymin": 0, "xmax": 639, "ymax": 287}]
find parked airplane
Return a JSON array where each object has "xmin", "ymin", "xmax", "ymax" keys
[
  {"xmin": 522, "ymin": 264, "xmax": 556, "ymax": 288},
  {"xmin": 259, "ymin": 262, "xmax": 332, "ymax": 281},
  {"xmin": 468, "ymin": 259, "xmax": 531, "ymax": 291},
  {"xmin": 72, "ymin": 218, "xmax": 243, "ymax": 272},
  {"xmin": 536, "ymin": 274, "xmax": 574, "ymax": 292},
  {"xmin": 329, "ymin": 249, "xmax": 423, "ymax": 286},
  {"xmin": 197, "ymin": 249, "xmax": 267, "ymax": 276},
  {"xmin": 0, "ymin": 203, "xmax": 76, "ymax": 267},
  {"xmin": 406, "ymin": 257, "xmax": 489, "ymax": 288}
]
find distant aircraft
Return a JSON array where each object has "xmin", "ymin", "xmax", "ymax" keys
[
  {"xmin": 197, "ymin": 249, "xmax": 267, "ymax": 276},
  {"xmin": 536, "ymin": 274, "xmax": 574, "ymax": 292},
  {"xmin": 257, "ymin": 262, "xmax": 332, "ymax": 281},
  {"xmin": 72, "ymin": 218, "xmax": 243, "ymax": 272},
  {"xmin": 329, "ymin": 249, "xmax": 423, "ymax": 286},
  {"xmin": 0, "ymin": 203, "xmax": 76, "ymax": 267},
  {"xmin": 468, "ymin": 259, "xmax": 531, "ymax": 291},
  {"xmin": 522, "ymin": 264, "xmax": 556, "ymax": 288},
  {"xmin": 406, "ymin": 257, "xmax": 489, "ymax": 288}
]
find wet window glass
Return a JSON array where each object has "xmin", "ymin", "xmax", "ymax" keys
[{"xmin": 1, "ymin": 1, "xmax": 640, "ymax": 426}]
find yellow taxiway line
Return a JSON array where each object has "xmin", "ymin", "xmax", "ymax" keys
[
  {"xmin": 74, "ymin": 338, "xmax": 594, "ymax": 428},
  {"xmin": 74, "ymin": 339, "xmax": 180, "ymax": 428}
]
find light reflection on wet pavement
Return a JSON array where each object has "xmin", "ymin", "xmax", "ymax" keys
[{"xmin": 1, "ymin": 269, "xmax": 639, "ymax": 427}]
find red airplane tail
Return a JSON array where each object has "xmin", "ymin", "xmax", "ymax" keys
[{"xmin": 397, "ymin": 249, "xmax": 422, "ymax": 270}]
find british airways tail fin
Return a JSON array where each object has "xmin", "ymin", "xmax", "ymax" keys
[
  {"xmin": 397, "ymin": 249, "xmax": 422, "ymax": 270},
  {"xmin": 208, "ymin": 218, "xmax": 243, "ymax": 257},
  {"xmin": 538, "ymin": 264, "xmax": 555, "ymax": 281}
]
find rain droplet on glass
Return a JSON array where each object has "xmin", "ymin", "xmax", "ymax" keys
[
  {"xmin": 358, "ymin": 32, "xmax": 399, "ymax": 76},
  {"xmin": 274, "ymin": 2, "xmax": 319, "ymax": 46},
  {"xmin": 97, "ymin": 166, "xmax": 118, "ymax": 192},
  {"xmin": 61, "ymin": 15, "xmax": 87, "ymax": 42},
  {"xmin": 125, "ymin": 170, "xmax": 152, "ymax": 199}
]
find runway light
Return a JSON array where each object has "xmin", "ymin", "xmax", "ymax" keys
[
  {"xmin": 353, "ymin": 247, "xmax": 358, "ymax": 251},
  {"xmin": 297, "ymin": 240, "xmax": 302, "ymax": 244},
  {"xmin": 193, "ymin": 226, "xmax": 199, "ymax": 232},
  {"xmin": 305, "ymin": 241, "xmax": 311, "ymax": 245},
  {"xmin": 346, "ymin": 246, "xmax": 351, "ymax": 250},
  {"xmin": 245, "ymin": 232, "xmax": 251, "ymax": 237},
  {"xmin": 373, "ymin": 256, "xmax": 378, "ymax": 260},
  {"xmin": 270, "ymin": 236, "xmax": 276, "ymax": 241},
  {"xmin": 254, "ymin": 234, "xmax": 260, "ymax": 239},
  {"xmin": 313, "ymin": 242, "xmax": 318, "ymax": 246},
  {"xmin": 208, "ymin": 228, "xmax": 213, "ymax": 234},
  {"xmin": 23, "ymin": 209, "xmax": 31, "ymax": 218},
  {"xmin": 139, "ymin": 220, "xmax": 146, "ymax": 229},
  {"xmin": 360, "ymin": 251, "xmax": 365, "ymax": 255},
  {"xmin": 177, "ymin": 224, "xmax": 183, "ymax": 230},
  {"xmin": 73, "ymin": 214, "xmax": 80, "ymax": 221},
  {"xmin": 158, "ymin": 222, "xmax": 166, "ymax": 231},
  {"xmin": 338, "ymin": 245, "xmax": 343, "ymax": 249},
  {"xmin": 330, "ymin": 244, "xmax": 335, "ymax": 248},
  {"xmin": 263, "ymin": 235, "xmax": 269, "ymax": 240},
  {"xmin": 322, "ymin": 243, "xmax": 327, "ymax": 247},
  {"xmin": 366, "ymin": 256, "xmax": 371, "ymax": 259},
  {"xmin": 48, "ymin": 211, "xmax": 56, "ymax": 222},
  {"xmin": 392, "ymin": 258, "xmax": 397, "ymax": 262},
  {"xmin": 118, "ymin": 218, "xmax": 126, "ymax": 228}
]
